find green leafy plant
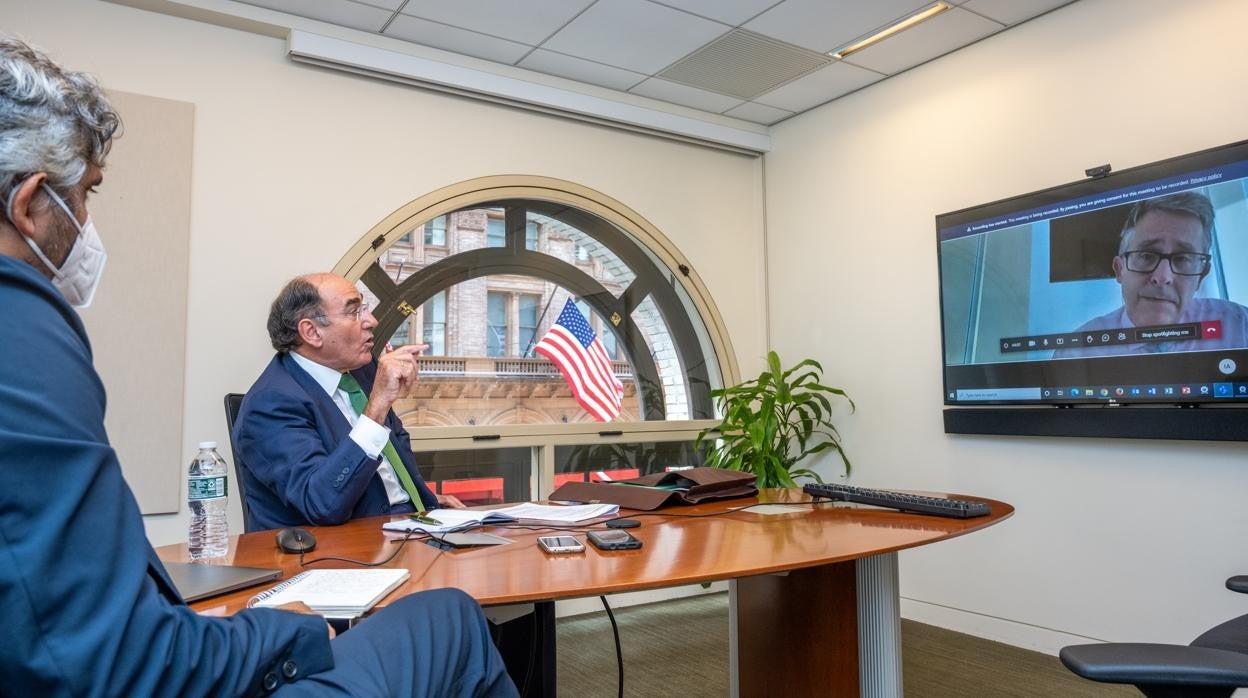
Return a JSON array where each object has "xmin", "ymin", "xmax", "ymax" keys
[{"xmin": 695, "ymin": 351, "xmax": 854, "ymax": 488}]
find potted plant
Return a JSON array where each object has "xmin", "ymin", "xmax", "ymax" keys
[{"xmin": 695, "ymin": 351, "xmax": 854, "ymax": 488}]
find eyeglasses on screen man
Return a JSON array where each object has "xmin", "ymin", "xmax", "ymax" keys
[{"xmin": 1121, "ymin": 250, "xmax": 1211, "ymax": 276}]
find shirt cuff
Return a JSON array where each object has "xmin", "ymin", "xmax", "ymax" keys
[{"xmin": 349, "ymin": 415, "xmax": 391, "ymax": 459}]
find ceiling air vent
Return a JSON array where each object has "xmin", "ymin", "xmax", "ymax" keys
[{"xmin": 657, "ymin": 29, "xmax": 832, "ymax": 100}]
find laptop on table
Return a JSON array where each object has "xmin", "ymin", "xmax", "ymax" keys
[{"xmin": 162, "ymin": 561, "xmax": 282, "ymax": 603}]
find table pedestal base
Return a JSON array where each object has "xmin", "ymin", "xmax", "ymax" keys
[{"xmin": 730, "ymin": 552, "xmax": 901, "ymax": 697}]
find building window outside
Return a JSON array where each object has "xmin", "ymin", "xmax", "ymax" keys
[
  {"xmin": 518, "ymin": 293, "xmax": 540, "ymax": 357},
  {"xmin": 486, "ymin": 217, "xmax": 505, "ymax": 248},
  {"xmin": 486, "ymin": 291, "xmax": 507, "ymax": 357},
  {"xmin": 600, "ymin": 323, "xmax": 618, "ymax": 359},
  {"xmin": 526, "ymin": 221, "xmax": 539, "ymax": 251},
  {"xmin": 424, "ymin": 215, "xmax": 447, "ymax": 247},
  {"xmin": 391, "ymin": 317, "xmax": 411, "ymax": 346},
  {"xmin": 421, "ymin": 291, "xmax": 446, "ymax": 355}
]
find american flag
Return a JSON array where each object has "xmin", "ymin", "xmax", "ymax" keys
[{"xmin": 534, "ymin": 299, "xmax": 624, "ymax": 422}]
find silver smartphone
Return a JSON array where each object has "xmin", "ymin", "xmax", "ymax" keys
[{"xmin": 538, "ymin": 535, "xmax": 585, "ymax": 554}]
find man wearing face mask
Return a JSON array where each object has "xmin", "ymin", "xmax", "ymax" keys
[
  {"xmin": 3, "ymin": 170, "xmax": 106, "ymax": 307},
  {"xmin": 0, "ymin": 36, "xmax": 516, "ymax": 697}
]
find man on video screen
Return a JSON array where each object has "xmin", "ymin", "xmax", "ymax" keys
[{"xmin": 1056, "ymin": 191, "xmax": 1248, "ymax": 357}]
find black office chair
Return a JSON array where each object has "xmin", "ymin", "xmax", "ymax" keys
[
  {"xmin": 222, "ymin": 393, "xmax": 257, "ymax": 532},
  {"xmin": 1060, "ymin": 575, "xmax": 1248, "ymax": 697}
]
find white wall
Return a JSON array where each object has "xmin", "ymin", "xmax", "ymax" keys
[
  {"xmin": 0, "ymin": 0, "xmax": 766, "ymax": 545},
  {"xmin": 765, "ymin": 0, "xmax": 1248, "ymax": 652}
]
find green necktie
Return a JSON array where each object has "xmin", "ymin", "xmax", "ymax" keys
[{"xmin": 337, "ymin": 373, "xmax": 426, "ymax": 513}]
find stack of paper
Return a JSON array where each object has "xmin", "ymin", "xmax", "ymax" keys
[{"xmin": 382, "ymin": 502, "xmax": 619, "ymax": 534}]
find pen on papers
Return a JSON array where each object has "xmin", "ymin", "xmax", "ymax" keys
[{"xmin": 409, "ymin": 514, "xmax": 442, "ymax": 526}]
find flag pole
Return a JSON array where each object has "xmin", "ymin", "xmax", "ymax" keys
[{"xmin": 524, "ymin": 290, "xmax": 562, "ymax": 357}]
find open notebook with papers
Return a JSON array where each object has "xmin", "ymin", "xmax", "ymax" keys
[
  {"xmin": 247, "ymin": 568, "xmax": 410, "ymax": 619},
  {"xmin": 381, "ymin": 502, "xmax": 619, "ymax": 534}
]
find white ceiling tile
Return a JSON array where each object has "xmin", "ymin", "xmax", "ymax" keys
[
  {"xmin": 542, "ymin": 0, "xmax": 730, "ymax": 75},
  {"xmin": 629, "ymin": 77, "xmax": 745, "ymax": 113},
  {"xmin": 518, "ymin": 50, "xmax": 647, "ymax": 91},
  {"xmin": 961, "ymin": 0, "xmax": 1076, "ymax": 26},
  {"xmin": 356, "ymin": 0, "xmax": 404, "ymax": 10},
  {"xmin": 237, "ymin": 0, "xmax": 392, "ymax": 32},
  {"xmin": 844, "ymin": 7, "xmax": 1002, "ymax": 75},
  {"xmin": 744, "ymin": 0, "xmax": 933, "ymax": 53},
  {"xmin": 399, "ymin": 0, "xmax": 595, "ymax": 46},
  {"xmin": 753, "ymin": 61, "xmax": 883, "ymax": 112},
  {"xmin": 652, "ymin": 0, "xmax": 782, "ymax": 26},
  {"xmin": 723, "ymin": 101, "xmax": 794, "ymax": 125},
  {"xmin": 384, "ymin": 14, "xmax": 533, "ymax": 64}
]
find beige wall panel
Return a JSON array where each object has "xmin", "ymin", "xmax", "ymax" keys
[{"xmin": 80, "ymin": 90, "xmax": 193, "ymax": 514}]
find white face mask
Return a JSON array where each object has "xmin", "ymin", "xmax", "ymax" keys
[{"xmin": 5, "ymin": 181, "xmax": 107, "ymax": 308}]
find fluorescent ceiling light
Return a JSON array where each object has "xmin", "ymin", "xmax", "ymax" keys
[{"xmin": 830, "ymin": 2, "xmax": 952, "ymax": 60}]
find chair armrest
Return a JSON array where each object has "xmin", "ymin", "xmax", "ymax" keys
[
  {"xmin": 1060, "ymin": 643, "xmax": 1248, "ymax": 688},
  {"xmin": 1227, "ymin": 576, "xmax": 1248, "ymax": 594}
]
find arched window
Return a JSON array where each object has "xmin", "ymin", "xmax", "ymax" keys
[{"xmin": 335, "ymin": 176, "xmax": 736, "ymax": 504}]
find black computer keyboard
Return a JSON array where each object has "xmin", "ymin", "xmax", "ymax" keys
[{"xmin": 803, "ymin": 483, "xmax": 991, "ymax": 519}]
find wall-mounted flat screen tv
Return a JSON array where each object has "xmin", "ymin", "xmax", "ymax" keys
[{"xmin": 938, "ymin": 139, "xmax": 1248, "ymax": 406}]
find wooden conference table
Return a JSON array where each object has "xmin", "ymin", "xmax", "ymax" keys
[{"xmin": 157, "ymin": 489, "xmax": 1012, "ymax": 697}]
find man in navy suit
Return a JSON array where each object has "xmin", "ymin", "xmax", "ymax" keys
[
  {"xmin": 236, "ymin": 274, "xmax": 550, "ymax": 690},
  {"xmin": 0, "ymin": 35, "xmax": 515, "ymax": 696},
  {"xmin": 234, "ymin": 273, "xmax": 465, "ymax": 531}
]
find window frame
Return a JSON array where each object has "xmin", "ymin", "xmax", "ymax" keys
[{"xmin": 332, "ymin": 175, "xmax": 738, "ymax": 487}]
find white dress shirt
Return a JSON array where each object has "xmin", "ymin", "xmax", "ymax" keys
[{"xmin": 290, "ymin": 352, "xmax": 410, "ymax": 506}]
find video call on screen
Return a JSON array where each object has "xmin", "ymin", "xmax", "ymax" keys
[{"xmin": 937, "ymin": 140, "xmax": 1248, "ymax": 405}]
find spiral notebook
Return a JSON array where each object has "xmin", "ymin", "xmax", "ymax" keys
[{"xmin": 248, "ymin": 569, "xmax": 410, "ymax": 619}]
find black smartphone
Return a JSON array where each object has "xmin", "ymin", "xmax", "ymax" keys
[{"xmin": 587, "ymin": 529, "xmax": 642, "ymax": 551}]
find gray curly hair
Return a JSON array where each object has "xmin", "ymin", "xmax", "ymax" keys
[
  {"xmin": 1119, "ymin": 191, "xmax": 1215, "ymax": 254},
  {"xmin": 0, "ymin": 36, "xmax": 120, "ymax": 203}
]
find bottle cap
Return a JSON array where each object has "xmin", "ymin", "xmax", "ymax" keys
[{"xmin": 198, "ymin": 441, "xmax": 218, "ymax": 449}]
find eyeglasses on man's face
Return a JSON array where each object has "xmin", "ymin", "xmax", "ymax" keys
[
  {"xmin": 315, "ymin": 305, "xmax": 366, "ymax": 322},
  {"xmin": 1121, "ymin": 250, "xmax": 1211, "ymax": 276}
]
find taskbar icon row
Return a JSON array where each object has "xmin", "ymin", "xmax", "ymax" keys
[
  {"xmin": 1000, "ymin": 320, "xmax": 1222, "ymax": 353},
  {"xmin": 1044, "ymin": 382, "xmax": 1248, "ymax": 400}
]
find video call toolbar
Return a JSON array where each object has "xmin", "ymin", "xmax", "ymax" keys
[
  {"xmin": 1001, "ymin": 321, "xmax": 1222, "ymax": 353},
  {"xmin": 951, "ymin": 381, "xmax": 1248, "ymax": 402}
]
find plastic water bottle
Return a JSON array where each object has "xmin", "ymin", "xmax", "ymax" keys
[{"xmin": 188, "ymin": 441, "xmax": 229, "ymax": 560}]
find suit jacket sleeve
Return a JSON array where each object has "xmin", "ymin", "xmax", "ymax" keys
[
  {"xmin": 0, "ymin": 262, "xmax": 333, "ymax": 696},
  {"xmin": 235, "ymin": 378, "xmax": 385, "ymax": 525}
]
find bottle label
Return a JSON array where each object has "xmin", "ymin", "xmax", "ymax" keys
[{"xmin": 188, "ymin": 475, "xmax": 227, "ymax": 500}]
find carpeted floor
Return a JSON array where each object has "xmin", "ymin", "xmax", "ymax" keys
[{"xmin": 556, "ymin": 592, "xmax": 1136, "ymax": 697}]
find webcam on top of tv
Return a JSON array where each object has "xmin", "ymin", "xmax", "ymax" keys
[{"xmin": 1084, "ymin": 163, "xmax": 1112, "ymax": 179}]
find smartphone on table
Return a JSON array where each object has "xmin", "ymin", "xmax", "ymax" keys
[
  {"xmin": 586, "ymin": 529, "xmax": 642, "ymax": 551},
  {"xmin": 538, "ymin": 535, "xmax": 585, "ymax": 554}
]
